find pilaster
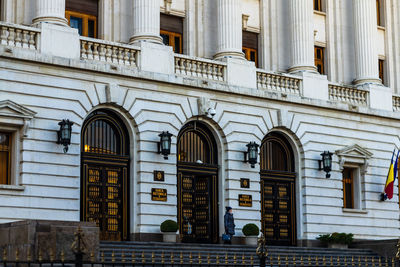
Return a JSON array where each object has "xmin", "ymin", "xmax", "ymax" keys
[
  {"xmin": 129, "ymin": 0, "xmax": 163, "ymax": 45},
  {"xmin": 32, "ymin": 0, "xmax": 67, "ymax": 26},
  {"xmin": 352, "ymin": 0, "xmax": 380, "ymax": 85},
  {"xmin": 288, "ymin": 0, "xmax": 316, "ymax": 73},
  {"xmin": 214, "ymin": 0, "xmax": 244, "ymax": 60}
]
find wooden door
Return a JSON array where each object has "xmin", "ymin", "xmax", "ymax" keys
[
  {"xmin": 81, "ymin": 109, "xmax": 130, "ymax": 241},
  {"xmin": 261, "ymin": 175, "xmax": 296, "ymax": 246},
  {"xmin": 178, "ymin": 168, "xmax": 217, "ymax": 243},
  {"xmin": 82, "ymin": 162, "xmax": 128, "ymax": 241}
]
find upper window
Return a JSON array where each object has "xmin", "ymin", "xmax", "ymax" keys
[
  {"xmin": 66, "ymin": 0, "xmax": 98, "ymax": 38},
  {"xmin": 160, "ymin": 14, "xmax": 183, "ymax": 54},
  {"xmin": 376, "ymin": 0, "xmax": 384, "ymax": 26},
  {"xmin": 0, "ymin": 132, "xmax": 11, "ymax": 185},
  {"xmin": 314, "ymin": 0, "xmax": 323, "ymax": 12},
  {"xmin": 314, "ymin": 46, "xmax": 325, "ymax": 75},
  {"xmin": 336, "ymin": 144, "xmax": 372, "ymax": 211},
  {"xmin": 242, "ymin": 31, "xmax": 258, "ymax": 67},
  {"xmin": 342, "ymin": 168, "xmax": 355, "ymax": 209},
  {"xmin": 379, "ymin": 59, "xmax": 385, "ymax": 85}
]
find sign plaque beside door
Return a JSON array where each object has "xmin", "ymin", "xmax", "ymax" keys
[
  {"xmin": 151, "ymin": 188, "xmax": 167, "ymax": 201},
  {"xmin": 240, "ymin": 178, "xmax": 250, "ymax": 188},
  {"xmin": 238, "ymin": 194, "xmax": 252, "ymax": 207},
  {"xmin": 154, "ymin": 170, "xmax": 165, "ymax": 182}
]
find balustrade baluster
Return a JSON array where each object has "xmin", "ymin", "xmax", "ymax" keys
[
  {"xmin": 29, "ymin": 32, "xmax": 36, "ymax": 49},
  {"xmin": 22, "ymin": 30, "xmax": 29, "ymax": 48},
  {"xmin": 0, "ymin": 26, "xmax": 7, "ymax": 45},
  {"xmin": 81, "ymin": 41, "xmax": 88, "ymax": 59},
  {"xmin": 93, "ymin": 43, "xmax": 99, "ymax": 60},
  {"xmin": 15, "ymin": 29, "xmax": 22, "ymax": 47},
  {"xmin": 87, "ymin": 42, "xmax": 94, "ymax": 59},
  {"xmin": 7, "ymin": 28, "xmax": 15, "ymax": 46}
]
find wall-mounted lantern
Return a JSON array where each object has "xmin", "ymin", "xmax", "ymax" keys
[
  {"xmin": 57, "ymin": 119, "xmax": 73, "ymax": 153},
  {"xmin": 244, "ymin": 142, "xmax": 259, "ymax": 168},
  {"xmin": 158, "ymin": 131, "xmax": 172, "ymax": 159},
  {"xmin": 319, "ymin": 151, "xmax": 333, "ymax": 178}
]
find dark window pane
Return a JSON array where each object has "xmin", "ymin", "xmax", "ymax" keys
[
  {"xmin": 317, "ymin": 64, "xmax": 322, "ymax": 74},
  {"xmin": 0, "ymin": 132, "xmax": 10, "ymax": 185},
  {"xmin": 88, "ymin": 19, "xmax": 95, "ymax": 38},
  {"xmin": 161, "ymin": 34, "xmax": 170, "ymax": 46},
  {"xmin": 343, "ymin": 168, "xmax": 354, "ymax": 209},
  {"xmin": 250, "ymin": 51, "xmax": 256, "ymax": 62},
  {"xmin": 70, "ymin": 16, "xmax": 83, "ymax": 35},
  {"xmin": 174, "ymin": 36, "xmax": 181, "ymax": 53}
]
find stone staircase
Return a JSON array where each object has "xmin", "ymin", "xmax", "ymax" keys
[{"xmin": 100, "ymin": 241, "xmax": 388, "ymax": 266}]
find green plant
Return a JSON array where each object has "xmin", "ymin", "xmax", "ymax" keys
[
  {"xmin": 242, "ymin": 223, "xmax": 260, "ymax": 236},
  {"xmin": 160, "ymin": 220, "xmax": 178, "ymax": 233},
  {"xmin": 317, "ymin": 232, "xmax": 354, "ymax": 245}
]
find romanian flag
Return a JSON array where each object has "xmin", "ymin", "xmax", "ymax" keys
[{"xmin": 384, "ymin": 149, "xmax": 399, "ymax": 200}]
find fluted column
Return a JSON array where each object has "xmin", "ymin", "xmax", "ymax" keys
[
  {"xmin": 353, "ymin": 0, "xmax": 380, "ymax": 84},
  {"xmin": 214, "ymin": 0, "xmax": 244, "ymax": 59},
  {"xmin": 32, "ymin": 0, "xmax": 67, "ymax": 25},
  {"xmin": 288, "ymin": 0, "xmax": 316, "ymax": 73},
  {"xmin": 129, "ymin": 0, "xmax": 162, "ymax": 44}
]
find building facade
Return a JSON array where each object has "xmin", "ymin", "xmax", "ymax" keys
[{"xmin": 0, "ymin": 0, "xmax": 399, "ymax": 246}]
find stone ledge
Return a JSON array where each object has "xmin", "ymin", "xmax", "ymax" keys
[{"xmin": 0, "ymin": 46, "xmax": 399, "ymax": 121}]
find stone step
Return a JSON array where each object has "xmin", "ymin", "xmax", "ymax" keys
[{"xmin": 99, "ymin": 241, "xmax": 384, "ymax": 265}]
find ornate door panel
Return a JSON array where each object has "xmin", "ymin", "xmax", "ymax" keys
[
  {"xmin": 261, "ymin": 175, "xmax": 296, "ymax": 246},
  {"xmin": 194, "ymin": 176, "xmax": 211, "ymax": 242},
  {"xmin": 178, "ymin": 168, "xmax": 217, "ymax": 243},
  {"xmin": 82, "ymin": 162, "xmax": 128, "ymax": 241}
]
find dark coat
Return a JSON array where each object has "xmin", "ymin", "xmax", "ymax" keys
[{"xmin": 224, "ymin": 212, "xmax": 235, "ymax": 235}]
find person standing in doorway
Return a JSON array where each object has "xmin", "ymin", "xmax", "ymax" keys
[{"xmin": 224, "ymin": 206, "xmax": 235, "ymax": 244}]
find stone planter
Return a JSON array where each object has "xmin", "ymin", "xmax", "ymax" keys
[
  {"xmin": 328, "ymin": 243, "xmax": 348, "ymax": 249},
  {"xmin": 244, "ymin": 236, "xmax": 258, "ymax": 246},
  {"xmin": 162, "ymin": 232, "xmax": 177, "ymax": 243}
]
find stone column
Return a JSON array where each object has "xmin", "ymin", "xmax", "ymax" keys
[
  {"xmin": 353, "ymin": 0, "xmax": 380, "ymax": 84},
  {"xmin": 32, "ymin": 0, "xmax": 67, "ymax": 25},
  {"xmin": 214, "ymin": 0, "xmax": 244, "ymax": 60},
  {"xmin": 129, "ymin": 0, "xmax": 163, "ymax": 44},
  {"xmin": 288, "ymin": 0, "xmax": 316, "ymax": 73}
]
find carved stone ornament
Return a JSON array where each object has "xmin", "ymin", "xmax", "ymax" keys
[
  {"xmin": 0, "ymin": 100, "xmax": 36, "ymax": 138},
  {"xmin": 335, "ymin": 144, "xmax": 373, "ymax": 174}
]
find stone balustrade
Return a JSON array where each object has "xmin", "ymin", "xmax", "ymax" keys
[
  {"xmin": 393, "ymin": 95, "xmax": 400, "ymax": 112},
  {"xmin": 174, "ymin": 55, "xmax": 226, "ymax": 82},
  {"xmin": 0, "ymin": 22, "xmax": 40, "ymax": 50},
  {"xmin": 257, "ymin": 70, "xmax": 301, "ymax": 95},
  {"xmin": 329, "ymin": 84, "xmax": 369, "ymax": 106},
  {"xmin": 80, "ymin": 37, "xmax": 140, "ymax": 68}
]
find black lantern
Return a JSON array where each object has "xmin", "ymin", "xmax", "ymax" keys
[
  {"xmin": 158, "ymin": 131, "xmax": 172, "ymax": 159},
  {"xmin": 319, "ymin": 151, "xmax": 333, "ymax": 178},
  {"xmin": 57, "ymin": 119, "xmax": 73, "ymax": 153},
  {"xmin": 244, "ymin": 141, "xmax": 259, "ymax": 168}
]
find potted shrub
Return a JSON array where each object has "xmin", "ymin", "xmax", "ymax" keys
[
  {"xmin": 242, "ymin": 223, "xmax": 260, "ymax": 245},
  {"xmin": 317, "ymin": 232, "xmax": 354, "ymax": 249},
  {"xmin": 160, "ymin": 220, "xmax": 178, "ymax": 243}
]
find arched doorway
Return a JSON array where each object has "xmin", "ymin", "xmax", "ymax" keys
[
  {"xmin": 260, "ymin": 132, "xmax": 296, "ymax": 246},
  {"xmin": 177, "ymin": 121, "xmax": 219, "ymax": 243},
  {"xmin": 81, "ymin": 109, "xmax": 130, "ymax": 241}
]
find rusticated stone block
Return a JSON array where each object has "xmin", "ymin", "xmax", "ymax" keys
[{"xmin": 0, "ymin": 220, "xmax": 99, "ymax": 261}]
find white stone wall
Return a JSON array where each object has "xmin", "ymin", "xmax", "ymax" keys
[
  {"xmin": 0, "ymin": 41, "xmax": 399, "ymax": 240},
  {"xmin": 0, "ymin": 0, "xmax": 399, "ymax": 242}
]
